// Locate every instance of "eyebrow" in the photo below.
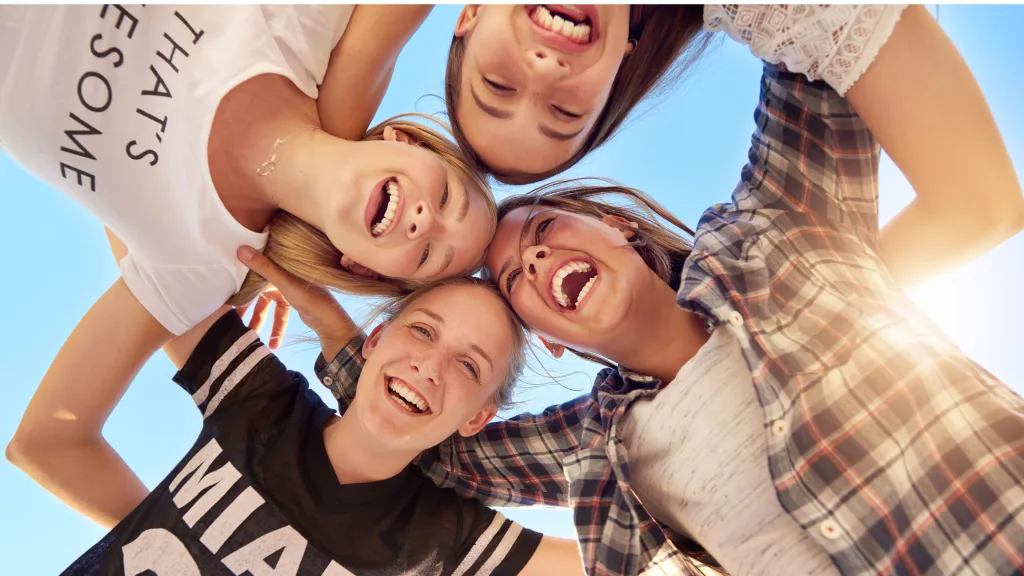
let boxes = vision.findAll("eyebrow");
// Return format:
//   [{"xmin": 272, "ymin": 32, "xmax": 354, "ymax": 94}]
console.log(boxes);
[
  {"xmin": 457, "ymin": 185, "xmax": 471, "ymax": 223},
  {"xmin": 409, "ymin": 308, "xmax": 495, "ymax": 370},
  {"xmin": 471, "ymin": 86, "xmax": 513, "ymax": 120},
  {"xmin": 437, "ymin": 246, "xmax": 455, "ymax": 277},
  {"xmin": 539, "ymin": 123, "xmax": 584, "ymax": 141}
]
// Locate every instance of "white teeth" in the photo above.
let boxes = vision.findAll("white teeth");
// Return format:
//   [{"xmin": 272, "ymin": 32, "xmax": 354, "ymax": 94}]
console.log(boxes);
[
  {"xmin": 531, "ymin": 5, "xmax": 591, "ymax": 43},
  {"xmin": 550, "ymin": 261, "xmax": 594, "ymax": 308},
  {"xmin": 389, "ymin": 380, "xmax": 429, "ymax": 413},
  {"xmin": 576, "ymin": 276, "xmax": 596, "ymax": 306},
  {"xmin": 372, "ymin": 182, "xmax": 400, "ymax": 236}
]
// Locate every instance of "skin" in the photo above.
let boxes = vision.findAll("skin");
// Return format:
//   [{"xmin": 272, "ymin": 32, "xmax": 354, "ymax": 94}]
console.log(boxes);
[
  {"xmin": 7, "ymin": 248, "xmax": 585, "ymax": 575},
  {"xmin": 454, "ymin": 4, "xmax": 632, "ymax": 175},
  {"xmin": 484, "ymin": 6, "xmax": 1024, "ymax": 380},
  {"xmin": 485, "ymin": 206, "xmax": 707, "ymax": 383}
]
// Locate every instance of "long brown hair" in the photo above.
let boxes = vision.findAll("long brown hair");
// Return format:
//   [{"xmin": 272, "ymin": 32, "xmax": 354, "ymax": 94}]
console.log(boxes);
[
  {"xmin": 372, "ymin": 276, "xmax": 527, "ymax": 409},
  {"xmin": 229, "ymin": 114, "xmax": 495, "ymax": 307},
  {"xmin": 494, "ymin": 178, "xmax": 696, "ymax": 368},
  {"xmin": 446, "ymin": 5, "xmax": 715, "ymax": 184}
]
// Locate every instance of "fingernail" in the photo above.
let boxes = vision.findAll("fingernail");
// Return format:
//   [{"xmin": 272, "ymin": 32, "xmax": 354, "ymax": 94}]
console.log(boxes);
[{"xmin": 239, "ymin": 246, "xmax": 256, "ymax": 261}]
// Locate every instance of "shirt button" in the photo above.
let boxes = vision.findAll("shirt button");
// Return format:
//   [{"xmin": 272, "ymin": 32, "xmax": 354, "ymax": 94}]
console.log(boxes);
[
  {"xmin": 771, "ymin": 420, "xmax": 788, "ymax": 436},
  {"xmin": 819, "ymin": 519, "xmax": 842, "ymax": 540},
  {"xmin": 727, "ymin": 311, "xmax": 743, "ymax": 327},
  {"xmin": 322, "ymin": 376, "xmax": 334, "ymax": 387}
]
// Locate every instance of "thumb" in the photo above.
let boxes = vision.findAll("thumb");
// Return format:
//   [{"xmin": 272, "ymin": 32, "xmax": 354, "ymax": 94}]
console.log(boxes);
[{"xmin": 238, "ymin": 246, "xmax": 287, "ymax": 286}]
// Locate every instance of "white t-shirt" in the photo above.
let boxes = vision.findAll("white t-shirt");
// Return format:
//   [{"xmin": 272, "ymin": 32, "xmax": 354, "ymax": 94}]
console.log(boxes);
[
  {"xmin": 0, "ymin": 5, "xmax": 353, "ymax": 334},
  {"xmin": 620, "ymin": 327, "xmax": 841, "ymax": 576}
]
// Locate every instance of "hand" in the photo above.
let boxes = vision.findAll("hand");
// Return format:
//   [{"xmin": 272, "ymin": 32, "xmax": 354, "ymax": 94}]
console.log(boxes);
[
  {"xmin": 237, "ymin": 246, "xmax": 358, "ymax": 353},
  {"xmin": 234, "ymin": 286, "xmax": 291, "ymax": 350}
]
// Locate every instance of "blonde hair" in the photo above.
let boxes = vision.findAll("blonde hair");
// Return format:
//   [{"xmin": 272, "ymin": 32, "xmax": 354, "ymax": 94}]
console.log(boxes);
[
  {"xmin": 229, "ymin": 114, "xmax": 496, "ymax": 306},
  {"xmin": 371, "ymin": 276, "xmax": 526, "ymax": 410}
]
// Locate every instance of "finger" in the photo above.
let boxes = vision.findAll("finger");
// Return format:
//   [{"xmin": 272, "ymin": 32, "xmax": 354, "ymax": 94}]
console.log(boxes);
[
  {"xmin": 249, "ymin": 294, "xmax": 271, "ymax": 334},
  {"xmin": 269, "ymin": 302, "xmax": 291, "ymax": 350},
  {"xmin": 238, "ymin": 246, "xmax": 298, "ymax": 293}
]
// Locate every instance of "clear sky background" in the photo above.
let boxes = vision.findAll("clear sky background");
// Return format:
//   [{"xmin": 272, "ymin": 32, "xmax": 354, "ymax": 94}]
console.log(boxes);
[{"xmin": 1, "ymin": 5, "xmax": 1022, "ymax": 574}]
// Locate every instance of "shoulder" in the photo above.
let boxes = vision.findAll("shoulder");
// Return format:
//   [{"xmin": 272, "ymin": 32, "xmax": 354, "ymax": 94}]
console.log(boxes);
[
  {"xmin": 172, "ymin": 311, "xmax": 292, "ymax": 420},
  {"xmin": 704, "ymin": 5, "xmax": 908, "ymax": 95}
]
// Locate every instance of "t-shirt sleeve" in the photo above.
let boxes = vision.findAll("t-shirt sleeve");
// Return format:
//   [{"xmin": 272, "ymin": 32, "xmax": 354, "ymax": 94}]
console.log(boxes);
[
  {"xmin": 171, "ymin": 311, "xmax": 290, "ymax": 421},
  {"xmin": 119, "ymin": 252, "xmax": 244, "ymax": 336},
  {"xmin": 703, "ymin": 4, "xmax": 907, "ymax": 96},
  {"xmin": 450, "ymin": 509, "xmax": 543, "ymax": 576}
]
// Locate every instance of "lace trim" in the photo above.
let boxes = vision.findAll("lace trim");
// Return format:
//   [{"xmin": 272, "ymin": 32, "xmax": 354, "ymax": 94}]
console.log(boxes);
[{"xmin": 704, "ymin": 5, "xmax": 908, "ymax": 96}]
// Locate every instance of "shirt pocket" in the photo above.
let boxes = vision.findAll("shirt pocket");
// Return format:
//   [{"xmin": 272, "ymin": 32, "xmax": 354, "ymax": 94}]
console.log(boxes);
[{"xmin": 733, "ymin": 227, "xmax": 867, "ymax": 378}]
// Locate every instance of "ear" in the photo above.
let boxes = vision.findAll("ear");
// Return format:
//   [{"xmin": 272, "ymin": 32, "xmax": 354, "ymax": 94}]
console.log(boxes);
[
  {"xmin": 361, "ymin": 323, "xmax": 387, "ymax": 360},
  {"xmin": 458, "ymin": 403, "xmax": 498, "ymax": 437},
  {"xmin": 538, "ymin": 336, "xmax": 565, "ymax": 359},
  {"xmin": 455, "ymin": 5, "xmax": 481, "ymax": 37},
  {"xmin": 601, "ymin": 214, "xmax": 639, "ymax": 240},
  {"xmin": 381, "ymin": 126, "xmax": 421, "ymax": 147},
  {"xmin": 340, "ymin": 254, "xmax": 381, "ymax": 280},
  {"xmin": 624, "ymin": 38, "xmax": 635, "ymax": 57}
]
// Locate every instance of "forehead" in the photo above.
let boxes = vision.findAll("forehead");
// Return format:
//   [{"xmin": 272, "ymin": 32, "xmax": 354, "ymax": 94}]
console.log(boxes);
[{"xmin": 447, "ymin": 185, "xmax": 495, "ymax": 276}]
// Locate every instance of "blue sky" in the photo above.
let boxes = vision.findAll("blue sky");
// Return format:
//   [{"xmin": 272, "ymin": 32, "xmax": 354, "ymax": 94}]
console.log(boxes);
[{"xmin": 1, "ymin": 6, "xmax": 1022, "ymax": 573}]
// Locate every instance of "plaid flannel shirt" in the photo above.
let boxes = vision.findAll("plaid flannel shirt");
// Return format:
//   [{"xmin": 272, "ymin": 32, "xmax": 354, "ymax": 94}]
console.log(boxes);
[{"xmin": 316, "ymin": 64, "xmax": 1024, "ymax": 575}]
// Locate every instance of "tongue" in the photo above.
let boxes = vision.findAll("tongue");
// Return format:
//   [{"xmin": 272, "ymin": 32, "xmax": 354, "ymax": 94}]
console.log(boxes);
[{"xmin": 562, "ymin": 269, "xmax": 596, "ymax": 309}]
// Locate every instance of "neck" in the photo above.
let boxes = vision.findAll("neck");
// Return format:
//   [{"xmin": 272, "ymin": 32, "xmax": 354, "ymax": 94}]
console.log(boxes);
[
  {"xmin": 601, "ymin": 270, "xmax": 709, "ymax": 383},
  {"xmin": 208, "ymin": 74, "xmax": 358, "ymax": 232},
  {"xmin": 321, "ymin": 414, "xmax": 416, "ymax": 485}
]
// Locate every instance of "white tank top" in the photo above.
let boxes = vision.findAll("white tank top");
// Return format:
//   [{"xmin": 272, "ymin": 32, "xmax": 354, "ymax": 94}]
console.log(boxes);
[
  {"xmin": 620, "ymin": 327, "xmax": 841, "ymax": 576},
  {"xmin": 0, "ymin": 5, "xmax": 353, "ymax": 334}
]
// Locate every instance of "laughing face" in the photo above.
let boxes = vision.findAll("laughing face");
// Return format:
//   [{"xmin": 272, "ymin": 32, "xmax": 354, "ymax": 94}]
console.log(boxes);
[
  {"xmin": 319, "ymin": 127, "xmax": 494, "ymax": 283},
  {"xmin": 350, "ymin": 283, "xmax": 515, "ymax": 452},
  {"xmin": 454, "ymin": 4, "xmax": 632, "ymax": 176},
  {"xmin": 485, "ymin": 204, "xmax": 652, "ymax": 357}
]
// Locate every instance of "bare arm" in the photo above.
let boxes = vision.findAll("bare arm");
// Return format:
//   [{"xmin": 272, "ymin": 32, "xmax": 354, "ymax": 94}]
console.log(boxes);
[
  {"xmin": 847, "ymin": 6, "xmax": 1024, "ymax": 288},
  {"xmin": 5, "ymin": 278, "xmax": 174, "ymax": 529},
  {"xmin": 317, "ymin": 5, "xmax": 433, "ymax": 139},
  {"xmin": 520, "ymin": 537, "xmax": 584, "ymax": 576}
]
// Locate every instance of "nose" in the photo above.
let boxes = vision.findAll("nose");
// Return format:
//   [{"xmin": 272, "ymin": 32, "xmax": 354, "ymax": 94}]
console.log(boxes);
[
  {"xmin": 409, "ymin": 351, "xmax": 440, "ymax": 387},
  {"xmin": 525, "ymin": 48, "xmax": 570, "ymax": 82},
  {"xmin": 522, "ymin": 245, "xmax": 550, "ymax": 279},
  {"xmin": 407, "ymin": 200, "xmax": 439, "ymax": 240}
]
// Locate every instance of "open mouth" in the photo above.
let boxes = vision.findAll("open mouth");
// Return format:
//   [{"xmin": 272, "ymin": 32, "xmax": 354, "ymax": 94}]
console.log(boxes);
[
  {"xmin": 550, "ymin": 260, "xmax": 598, "ymax": 311},
  {"xmin": 528, "ymin": 5, "xmax": 595, "ymax": 45},
  {"xmin": 386, "ymin": 377, "xmax": 432, "ymax": 415},
  {"xmin": 368, "ymin": 177, "xmax": 401, "ymax": 238}
]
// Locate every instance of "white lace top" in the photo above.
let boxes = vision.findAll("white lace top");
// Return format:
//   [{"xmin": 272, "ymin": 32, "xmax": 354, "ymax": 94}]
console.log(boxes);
[{"xmin": 704, "ymin": 4, "xmax": 908, "ymax": 96}]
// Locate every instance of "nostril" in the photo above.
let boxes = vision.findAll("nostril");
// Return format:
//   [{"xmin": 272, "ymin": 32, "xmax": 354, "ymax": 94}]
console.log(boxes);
[
  {"xmin": 416, "ymin": 205, "xmax": 424, "ymax": 215},
  {"xmin": 528, "ymin": 263, "xmax": 536, "ymax": 275},
  {"xmin": 535, "ymin": 51, "xmax": 546, "ymax": 59},
  {"xmin": 537, "ymin": 249, "xmax": 547, "ymax": 259},
  {"xmin": 410, "ymin": 223, "xmax": 417, "ymax": 234}
]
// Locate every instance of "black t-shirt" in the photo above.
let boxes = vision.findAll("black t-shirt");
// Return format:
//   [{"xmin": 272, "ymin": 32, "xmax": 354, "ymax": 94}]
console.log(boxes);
[{"xmin": 62, "ymin": 312, "xmax": 541, "ymax": 575}]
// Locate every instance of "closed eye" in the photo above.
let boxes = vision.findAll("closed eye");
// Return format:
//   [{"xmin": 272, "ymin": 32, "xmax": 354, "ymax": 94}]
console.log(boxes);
[
  {"xmin": 505, "ymin": 268, "xmax": 521, "ymax": 295},
  {"xmin": 419, "ymin": 246, "xmax": 430, "ymax": 268},
  {"xmin": 552, "ymin": 105, "xmax": 582, "ymax": 120},
  {"xmin": 484, "ymin": 77, "xmax": 515, "ymax": 93}
]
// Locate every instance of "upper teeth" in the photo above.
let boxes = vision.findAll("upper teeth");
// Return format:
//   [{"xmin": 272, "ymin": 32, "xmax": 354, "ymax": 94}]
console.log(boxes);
[
  {"xmin": 372, "ymin": 181, "xmax": 399, "ymax": 236},
  {"xmin": 389, "ymin": 379, "xmax": 428, "ymax": 413},
  {"xmin": 551, "ymin": 261, "xmax": 595, "ymax": 308},
  {"xmin": 532, "ymin": 6, "xmax": 591, "ymax": 43}
]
